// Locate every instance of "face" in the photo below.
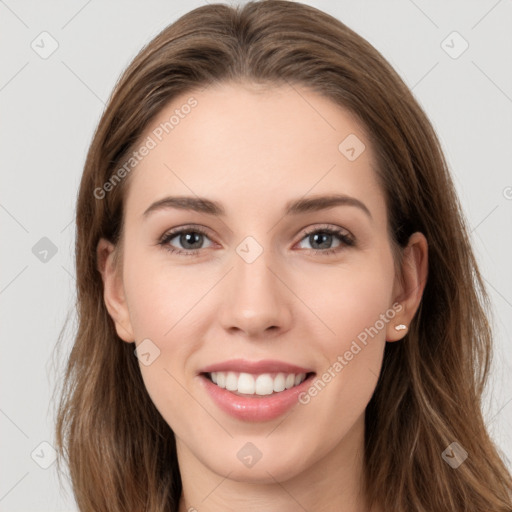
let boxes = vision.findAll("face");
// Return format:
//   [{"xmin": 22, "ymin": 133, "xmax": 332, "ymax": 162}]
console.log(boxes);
[{"xmin": 99, "ymin": 81, "xmax": 422, "ymax": 484}]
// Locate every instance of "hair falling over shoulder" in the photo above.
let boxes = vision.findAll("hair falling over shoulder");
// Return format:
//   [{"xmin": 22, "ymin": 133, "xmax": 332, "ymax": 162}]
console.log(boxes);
[{"xmin": 52, "ymin": 1, "xmax": 512, "ymax": 510}]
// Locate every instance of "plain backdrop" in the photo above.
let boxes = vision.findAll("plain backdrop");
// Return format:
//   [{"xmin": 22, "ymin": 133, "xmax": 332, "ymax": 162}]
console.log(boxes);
[{"xmin": 1, "ymin": 0, "xmax": 511, "ymax": 510}]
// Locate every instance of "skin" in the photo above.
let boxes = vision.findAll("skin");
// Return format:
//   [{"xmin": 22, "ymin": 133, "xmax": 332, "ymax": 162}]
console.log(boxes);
[{"xmin": 97, "ymin": 81, "xmax": 428, "ymax": 512}]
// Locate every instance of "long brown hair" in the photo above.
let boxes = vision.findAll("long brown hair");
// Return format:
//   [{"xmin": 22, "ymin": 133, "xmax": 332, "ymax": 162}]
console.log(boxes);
[{"xmin": 52, "ymin": 1, "xmax": 512, "ymax": 510}]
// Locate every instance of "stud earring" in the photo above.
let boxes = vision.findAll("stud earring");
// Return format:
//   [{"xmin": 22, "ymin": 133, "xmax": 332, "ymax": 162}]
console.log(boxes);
[{"xmin": 395, "ymin": 324, "xmax": 407, "ymax": 331}]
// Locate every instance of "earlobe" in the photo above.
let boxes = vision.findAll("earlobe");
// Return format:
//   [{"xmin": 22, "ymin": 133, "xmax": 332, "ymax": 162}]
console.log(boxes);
[
  {"xmin": 386, "ymin": 232, "xmax": 428, "ymax": 342},
  {"xmin": 96, "ymin": 238, "xmax": 135, "ymax": 343}
]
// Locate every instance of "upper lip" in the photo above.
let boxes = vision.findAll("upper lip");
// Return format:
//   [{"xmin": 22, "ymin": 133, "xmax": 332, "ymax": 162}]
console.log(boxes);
[{"xmin": 199, "ymin": 358, "xmax": 314, "ymax": 375}]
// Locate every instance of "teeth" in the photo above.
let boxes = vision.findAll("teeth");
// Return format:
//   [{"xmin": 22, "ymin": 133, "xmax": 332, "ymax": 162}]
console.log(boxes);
[
  {"xmin": 225, "ymin": 371, "xmax": 238, "ymax": 391},
  {"xmin": 273, "ymin": 373, "xmax": 286, "ymax": 392},
  {"xmin": 255, "ymin": 374, "xmax": 274, "ymax": 395},
  {"xmin": 209, "ymin": 371, "xmax": 307, "ymax": 395},
  {"xmin": 238, "ymin": 372, "xmax": 255, "ymax": 394},
  {"xmin": 216, "ymin": 372, "xmax": 226, "ymax": 389}
]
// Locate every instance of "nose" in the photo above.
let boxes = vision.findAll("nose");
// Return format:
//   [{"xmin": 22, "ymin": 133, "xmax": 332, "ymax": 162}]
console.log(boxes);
[{"xmin": 218, "ymin": 246, "xmax": 293, "ymax": 339}]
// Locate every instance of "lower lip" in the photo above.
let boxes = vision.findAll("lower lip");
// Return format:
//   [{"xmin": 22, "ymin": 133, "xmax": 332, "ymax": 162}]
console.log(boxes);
[{"xmin": 200, "ymin": 373, "xmax": 315, "ymax": 422}]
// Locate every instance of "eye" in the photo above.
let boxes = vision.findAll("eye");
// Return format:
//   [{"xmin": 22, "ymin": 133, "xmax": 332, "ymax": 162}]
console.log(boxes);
[
  {"xmin": 296, "ymin": 225, "xmax": 355, "ymax": 256},
  {"xmin": 158, "ymin": 224, "xmax": 355, "ymax": 257},
  {"xmin": 158, "ymin": 225, "xmax": 214, "ymax": 257}
]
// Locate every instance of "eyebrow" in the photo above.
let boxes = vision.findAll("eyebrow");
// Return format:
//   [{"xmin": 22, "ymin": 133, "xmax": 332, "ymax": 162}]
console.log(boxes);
[{"xmin": 142, "ymin": 193, "xmax": 372, "ymax": 220}]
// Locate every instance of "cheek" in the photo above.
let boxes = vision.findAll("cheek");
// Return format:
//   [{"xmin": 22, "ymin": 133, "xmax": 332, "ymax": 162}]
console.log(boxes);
[
  {"xmin": 306, "ymin": 247, "xmax": 396, "ymax": 352},
  {"xmin": 122, "ymin": 249, "xmax": 191, "ymax": 339},
  {"xmin": 300, "ymin": 248, "xmax": 395, "ymax": 416},
  {"xmin": 124, "ymin": 267, "xmax": 199, "ymax": 432},
  {"xmin": 296, "ymin": 289, "xmax": 392, "ymax": 453},
  {"xmin": 121, "ymin": 251, "xmax": 206, "ymax": 423}
]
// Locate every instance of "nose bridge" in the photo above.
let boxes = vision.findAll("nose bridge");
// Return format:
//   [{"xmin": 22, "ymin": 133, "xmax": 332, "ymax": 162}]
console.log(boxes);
[{"xmin": 219, "ymin": 235, "xmax": 292, "ymax": 335}]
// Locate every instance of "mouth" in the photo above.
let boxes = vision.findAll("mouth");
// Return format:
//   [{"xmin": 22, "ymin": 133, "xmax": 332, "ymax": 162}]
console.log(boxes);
[
  {"xmin": 198, "ymin": 359, "xmax": 316, "ymax": 422},
  {"xmin": 201, "ymin": 371, "xmax": 315, "ymax": 397}
]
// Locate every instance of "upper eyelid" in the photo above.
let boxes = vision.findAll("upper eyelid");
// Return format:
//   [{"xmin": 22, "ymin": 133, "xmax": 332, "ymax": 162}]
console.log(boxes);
[
  {"xmin": 302, "ymin": 224, "xmax": 351, "ymax": 237},
  {"xmin": 160, "ymin": 224, "xmax": 214, "ymax": 241}
]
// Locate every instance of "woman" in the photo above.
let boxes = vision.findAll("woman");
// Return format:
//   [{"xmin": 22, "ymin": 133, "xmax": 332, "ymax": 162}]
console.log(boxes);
[{"xmin": 54, "ymin": 1, "xmax": 512, "ymax": 510}]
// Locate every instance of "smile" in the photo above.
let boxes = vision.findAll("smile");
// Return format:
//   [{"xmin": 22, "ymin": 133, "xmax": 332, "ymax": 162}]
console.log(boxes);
[{"xmin": 206, "ymin": 371, "xmax": 308, "ymax": 396}]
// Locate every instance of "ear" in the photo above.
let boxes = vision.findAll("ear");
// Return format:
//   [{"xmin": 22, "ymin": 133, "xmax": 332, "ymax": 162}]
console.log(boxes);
[
  {"xmin": 96, "ymin": 237, "xmax": 135, "ymax": 343},
  {"xmin": 386, "ymin": 232, "xmax": 428, "ymax": 342}
]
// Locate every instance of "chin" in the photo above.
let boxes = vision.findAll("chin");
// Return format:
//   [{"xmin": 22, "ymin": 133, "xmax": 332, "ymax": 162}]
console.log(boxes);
[{"xmin": 199, "ymin": 438, "xmax": 315, "ymax": 484}]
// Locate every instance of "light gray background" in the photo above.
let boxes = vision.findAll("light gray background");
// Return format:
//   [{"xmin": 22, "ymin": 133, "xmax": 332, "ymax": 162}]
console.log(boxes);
[{"xmin": 1, "ymin": 1, "xmax": 511, "ymax": 510}]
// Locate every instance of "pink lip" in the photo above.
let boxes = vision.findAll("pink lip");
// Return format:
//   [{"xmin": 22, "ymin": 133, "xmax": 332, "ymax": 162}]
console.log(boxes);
[
  {"xmin": 200, "ymin": 373, "xmax": 315, "ymax": 422},
  {"xmin": 199, "ymin": 358, "xmax": 313, "ymax": 375}
]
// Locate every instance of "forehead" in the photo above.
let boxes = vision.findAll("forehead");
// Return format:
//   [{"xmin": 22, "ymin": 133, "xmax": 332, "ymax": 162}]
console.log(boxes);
[{"xmin": 124, "ymin": 81, "xmax": 385, "ymax": 223}]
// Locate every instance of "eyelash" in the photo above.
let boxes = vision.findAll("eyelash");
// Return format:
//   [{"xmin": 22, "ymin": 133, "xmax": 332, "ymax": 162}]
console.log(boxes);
[{"xmin": 158, "ymin": 224, "xmax": 355, "ymax": 258}]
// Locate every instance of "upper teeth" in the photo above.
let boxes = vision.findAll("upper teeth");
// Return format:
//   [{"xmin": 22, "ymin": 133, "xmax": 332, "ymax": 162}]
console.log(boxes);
[{"xmin": 210, "ymin": 371, "xmax": 307, "ymax": 395}]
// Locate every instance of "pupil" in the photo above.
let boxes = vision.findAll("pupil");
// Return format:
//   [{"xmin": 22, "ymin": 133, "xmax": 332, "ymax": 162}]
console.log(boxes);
[
  {"xmin": 311, "ymin": 232, "xmax": 331, "ymax": 249},
  {"xmin": 181, "ymin": 232, "xmax": 202, "ymax": 249}
]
